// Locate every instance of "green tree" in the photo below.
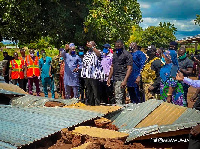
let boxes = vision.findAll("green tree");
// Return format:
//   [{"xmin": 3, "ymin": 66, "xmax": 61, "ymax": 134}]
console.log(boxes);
[
  {"xmin": 195, "ymin": 14, "xmax": 200, "ymax": 25},
  {"xmin": 141, "ymin": 22, "xmax": 177, "ymax": 48},
  {"xmin": 0, "ymin": 0, "xmax": 90, "ymax": 47},
  {"xmin": 84, "ymin": 0, "xmax": 142, "ymax": 45},
  {"xmin": 125, "ymin": 25, "xmax": 143, "ymax": 46}
]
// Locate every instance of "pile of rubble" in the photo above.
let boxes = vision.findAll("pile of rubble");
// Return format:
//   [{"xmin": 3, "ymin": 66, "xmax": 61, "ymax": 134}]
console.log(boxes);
[{"xmin": 49, "ymin": 118, "xmax": 144, "ymax": 149}]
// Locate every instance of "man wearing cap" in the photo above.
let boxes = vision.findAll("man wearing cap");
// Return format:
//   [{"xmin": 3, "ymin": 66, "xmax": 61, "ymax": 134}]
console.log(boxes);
[
  {"xmin": 61, "ymin": 43, "xmax": 82, "ymax": 99},
  {"xmin": 141, "ymin": 45, "xmax": 162, "ymax": 100},
  {"xmin": 99, "ymin": 43, "xmax": 114, "ymax": 104},
  {"xmin": 81, "ymin": 41, "xmax": 101, "ymax": 105},
  {"xmin": 107, "ymin": 40, "xmax": 133, "ymax": 104},
  {"xmin": 127, "ymin": 42, "xmax": 146, "ymax": 103}
]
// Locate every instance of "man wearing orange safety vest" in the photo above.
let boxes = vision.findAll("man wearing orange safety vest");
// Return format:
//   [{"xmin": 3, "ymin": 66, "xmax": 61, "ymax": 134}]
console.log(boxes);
[
  {"xmin": 9, "ymin": 52, "xmax": 25, "ymax": 89},
  {"xmin": 24, "ymin": 49, "xmax": 40, "ymax": 96},
  {"xmin": 19, "ymin": 48, "xmax": 28, "ymax": 92}
]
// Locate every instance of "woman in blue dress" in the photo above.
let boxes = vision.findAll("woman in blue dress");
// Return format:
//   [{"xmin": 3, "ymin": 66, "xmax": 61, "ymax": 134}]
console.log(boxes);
[{"xmin": 160, "ymin": 50, "xmax": 186, "ymax": 106}]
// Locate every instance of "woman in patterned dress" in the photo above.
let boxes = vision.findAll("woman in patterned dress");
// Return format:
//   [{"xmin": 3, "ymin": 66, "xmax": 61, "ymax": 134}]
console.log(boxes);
[{"xmin": 160, "ymin": 50, "xmax": 186, "ymax": 106}]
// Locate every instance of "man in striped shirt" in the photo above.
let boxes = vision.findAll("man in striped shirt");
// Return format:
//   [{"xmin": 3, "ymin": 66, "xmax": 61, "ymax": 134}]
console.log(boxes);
[{"xmin": 81, "ymin": 41, "xmax": 101, "ymax": 105}]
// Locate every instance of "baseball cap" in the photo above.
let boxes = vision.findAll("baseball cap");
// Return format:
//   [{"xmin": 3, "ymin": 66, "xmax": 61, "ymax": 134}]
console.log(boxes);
[
  {"xmin": 103, "ymin": 43, "xmax": 111, "ymax": 48},
  {"xmin": 170, "ymin": 41, "xmax": 178, "ymax": 46}
]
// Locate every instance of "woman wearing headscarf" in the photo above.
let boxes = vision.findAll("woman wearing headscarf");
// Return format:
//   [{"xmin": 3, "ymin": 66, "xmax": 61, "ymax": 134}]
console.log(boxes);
[{"xmin": 160, "ymin": 50, "xmax": 186, "ymax": 106}]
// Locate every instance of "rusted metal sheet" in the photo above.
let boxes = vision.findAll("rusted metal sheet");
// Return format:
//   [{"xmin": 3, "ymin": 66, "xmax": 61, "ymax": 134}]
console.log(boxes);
[
  {"xmin": 112, "ymin": 99, "xmax": 163, "ymax": 131},
  {"xmin": 0, "ymin": 105, "xmax": 104, "ymax": 148},
  {"xmin": 136, "ymin": 102, "xmax": 187, "ymax": 128},
  {"xmin": 108, "ymin": 100, "xmax": 200, "ymax": 142}
]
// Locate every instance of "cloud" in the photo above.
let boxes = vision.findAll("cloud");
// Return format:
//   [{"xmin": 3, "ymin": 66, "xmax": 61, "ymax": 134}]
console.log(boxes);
[
  {"xmin": 138, "ymin": 0, "xmax": 200, "ymax": 20},
  {"xmin": 140, "ymin": 2, "xmax": 151, "ymax": 9},
  {"xmin": 140, "ymin": 17, "xmax": 200, "ymax": 39},
  {"xmin": 141, "ymin": 17, "xmax": 200, "ymax": 31}
]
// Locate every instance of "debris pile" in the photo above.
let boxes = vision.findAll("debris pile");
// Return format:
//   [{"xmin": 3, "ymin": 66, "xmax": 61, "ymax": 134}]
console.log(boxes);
[
  {"xmin": 94, "ymin": 117, "xmax": 119, "ymax": 131},
  {"xmin": 65, "ymin": 103, "xmax": 121, "ymax": 114},
  {"xmin": 50, "ymin": 126, "xmax": 144, "ymax": 149}
]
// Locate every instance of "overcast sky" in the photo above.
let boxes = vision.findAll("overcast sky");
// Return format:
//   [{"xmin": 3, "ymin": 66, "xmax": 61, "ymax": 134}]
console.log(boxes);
[{"xmin": 138, "ymin": 0, "xmax": 200, "ymax": 40}]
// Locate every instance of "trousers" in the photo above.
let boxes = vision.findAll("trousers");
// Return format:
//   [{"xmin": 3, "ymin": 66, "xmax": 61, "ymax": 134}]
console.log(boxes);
[
  {"xmin": 65, "ymin": 85, "xmax": 79, "ymax": 99},
  {"xmin": 28, "ymin": 76, "xmax": 40, "ymax": 96},
  {"xmin": 12, "ymin": 79, "xmax": 24, "ymax": 90},
  {"xmin": 42, "ymin": 77, "xmax": 55, "ymax": 98},
  {"xmin": 127, "ymin": 86, "xmax": 140, "ymax": 104},
  {"xmin": 85, "ymin": 78, "xmax": 100, "ymax": 106},
  {"xmin": 114, "ymin": 81, "xmax": 126, "ymax": 104}
]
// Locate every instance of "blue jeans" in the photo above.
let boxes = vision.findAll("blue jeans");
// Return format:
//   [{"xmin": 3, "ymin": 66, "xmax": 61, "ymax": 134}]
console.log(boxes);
[
  {"xmin": 42, "ymin": 77, "xmax": 55, "ymax": 98},
  {"xmin": 128, "ymin": 86, "xmax": 140, "ymax": 104}
]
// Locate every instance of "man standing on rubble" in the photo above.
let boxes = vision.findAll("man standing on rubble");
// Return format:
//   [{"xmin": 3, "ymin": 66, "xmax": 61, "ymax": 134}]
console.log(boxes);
[{"xmin": 107, "ymin": 40, "xmax": 133, "ymax": 104}]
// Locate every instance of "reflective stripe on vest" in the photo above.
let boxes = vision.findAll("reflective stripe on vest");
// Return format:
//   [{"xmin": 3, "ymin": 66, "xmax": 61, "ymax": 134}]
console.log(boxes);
[
  {"xmin": 11, "ymin": 59, "xmax": 24, "ymax": 79},
  {"xmin": 26, "ymin": 55, "xmax": 40, "ymax": 77}
]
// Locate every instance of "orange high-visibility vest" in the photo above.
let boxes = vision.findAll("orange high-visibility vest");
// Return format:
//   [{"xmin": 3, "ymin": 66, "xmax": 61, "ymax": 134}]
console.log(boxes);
[
  {"xmin": 19, "ymin": 56, "xmax": 25, "ymax": 62},
  {"xmin": 26, "ymin": 55, "xmax": 40, "ymax": 77},
  {"xmin": 10, "ymin": 59, "xmax": 24, "ymax": 79}
]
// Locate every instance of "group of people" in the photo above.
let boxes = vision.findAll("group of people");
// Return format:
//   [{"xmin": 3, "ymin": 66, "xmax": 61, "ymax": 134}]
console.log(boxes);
[
  {"xmin": 0, "ymin": 40, "xmax": 196, "ymax": 107},
  {"xmin": 2, "ymin": 40, "xmax": 200, "ymax": 148}
]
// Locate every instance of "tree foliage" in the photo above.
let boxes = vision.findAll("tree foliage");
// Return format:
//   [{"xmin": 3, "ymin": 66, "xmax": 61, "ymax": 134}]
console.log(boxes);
[
  {"xmin": 0, "ymin": 0, "xmax": 90, "ymax": 47},
  {"xmin": 140, "ymin": 22, "xmax": 177, "ymax": 48},
  {"xmin": 126, "ymin": 25, "xmax": 143, "ymax": 46},
  {"xmin": 195, "ymin": 14, "xmax": 200, "ymax": 26},
  {"xmin": 84, "ymin": 0, "xmax": 142, "ymax": 45}
]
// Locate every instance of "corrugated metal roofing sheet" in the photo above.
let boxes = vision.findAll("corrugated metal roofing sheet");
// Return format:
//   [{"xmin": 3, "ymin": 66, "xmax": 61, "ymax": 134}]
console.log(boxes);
[
  {"xmin": 0, "ymin": 89, "xmax": 25, "ymax": 96},
  {"xmin": 112, "ymin": 99, "xmax": 163, "ymax": 131},
  {"xmin": 108, "ymin": 100, "xmax": 200, "ymax": 142},
  {"xmin": 0, "ymin": 83, "xmax": 28, "ymax": 95},
  {"xmin": 10, "ymin": 95, "xmax": 79, "ymax": 107},
  {"xmin": 0, "ymin": 141, "xmax": 17, "ymax": 149},
  {"xmin": 65, "ymin": 105, "xmax": 122, "ymax": 114},
  {"xmin": 174, "ymin": 108, "xmax": 200, "ymax": 124},
  {"xmin": 136, "ymin": 102, "xmax": 187, "ymax": 128},
  {"xmin": 0, "ymin": 105, "xmax": 104, "ymax": 148}
]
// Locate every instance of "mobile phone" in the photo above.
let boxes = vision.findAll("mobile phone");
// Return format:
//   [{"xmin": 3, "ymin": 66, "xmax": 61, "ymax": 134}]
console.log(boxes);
[{"xmin": 170, "ymin": 65, "xmax": 178, "ymax": 78}]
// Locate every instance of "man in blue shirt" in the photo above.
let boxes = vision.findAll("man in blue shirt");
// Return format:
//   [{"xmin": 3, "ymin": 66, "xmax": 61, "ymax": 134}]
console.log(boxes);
[
  {"xmin": 127, "ymin": 42, "xmax": 146, "ymax": 103},
  {"xmin": 39, "ymin": 50, "xmax": 55, "ymax": 98}
]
